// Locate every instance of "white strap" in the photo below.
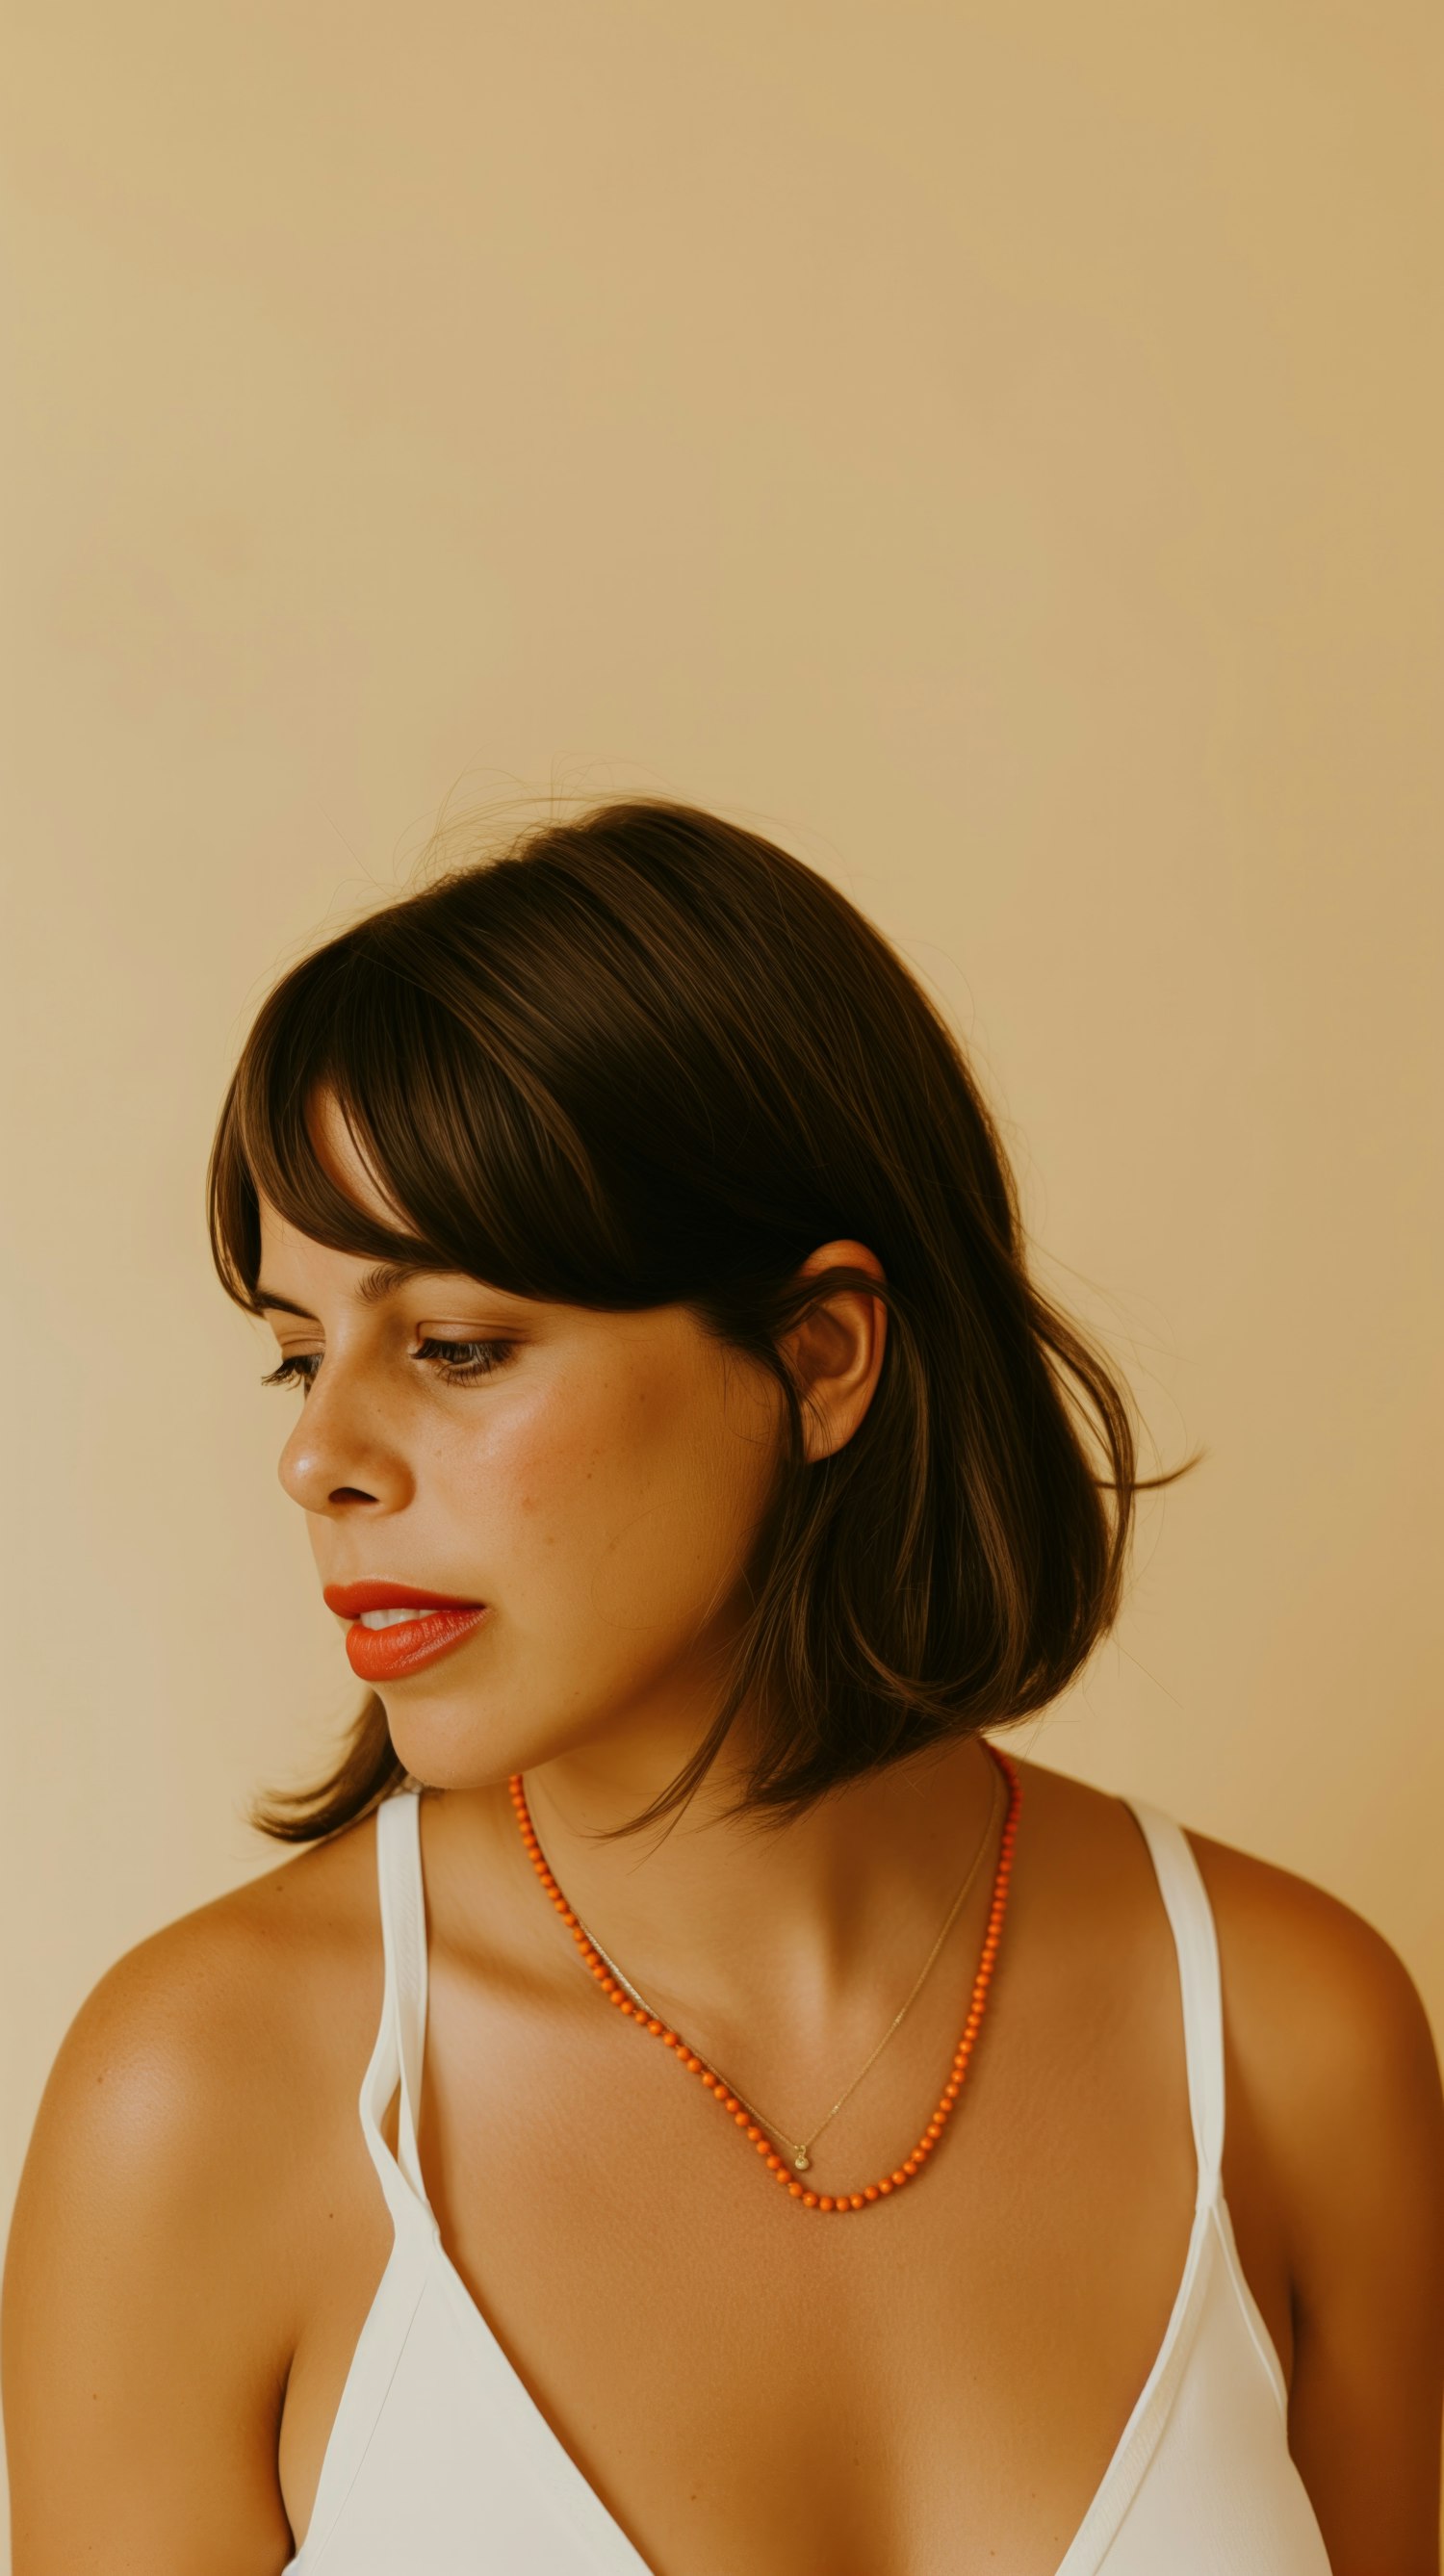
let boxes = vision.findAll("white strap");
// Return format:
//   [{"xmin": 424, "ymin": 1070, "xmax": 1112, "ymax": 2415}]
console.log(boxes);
[
  {"xmin": 357, "ymin": 1789, "xmax": 432, "ymax": 2220},
  {"xmin": 377, "ymin": 1789, "xmax": 429, "ymax": 2196},
  {"xmin": 1122, "ymin": 1798, "xmax": 1225, "ymax": 2202}
]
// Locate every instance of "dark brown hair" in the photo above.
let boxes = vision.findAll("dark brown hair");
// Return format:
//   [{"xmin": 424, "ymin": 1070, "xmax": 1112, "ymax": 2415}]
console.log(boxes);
[{"xmin": 208, "ymin": 797, "xmax": 1191, "ymax": 1842}]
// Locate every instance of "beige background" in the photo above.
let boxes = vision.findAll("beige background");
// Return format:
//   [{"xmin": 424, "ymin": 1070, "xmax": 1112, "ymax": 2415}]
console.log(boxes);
[{"xmin": 3, "ymin": 0, "xmax": 1441, "ymax": 2547}]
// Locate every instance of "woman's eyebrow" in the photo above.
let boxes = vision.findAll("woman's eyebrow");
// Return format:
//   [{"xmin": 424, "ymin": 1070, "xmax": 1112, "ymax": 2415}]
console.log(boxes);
[{"xmin": 252, "ymin": 1261, "xmax": 443, "ymax": 1319}]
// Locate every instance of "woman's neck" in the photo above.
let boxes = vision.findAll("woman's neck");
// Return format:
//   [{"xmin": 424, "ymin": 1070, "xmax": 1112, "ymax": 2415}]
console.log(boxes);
[{"xmin": 430, "ymin": 1722, "xmax": 1005, "ymax": 2072}]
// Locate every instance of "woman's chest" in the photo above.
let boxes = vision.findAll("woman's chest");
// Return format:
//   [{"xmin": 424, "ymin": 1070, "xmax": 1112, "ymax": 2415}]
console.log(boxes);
[
  {"xmin": 432, "ymin": 2151, "xmax": 1196, "ymax": 2575},
  {"xmin": 284, "ymin": 1955, "xmax": 1248, "ymax": 2576}
]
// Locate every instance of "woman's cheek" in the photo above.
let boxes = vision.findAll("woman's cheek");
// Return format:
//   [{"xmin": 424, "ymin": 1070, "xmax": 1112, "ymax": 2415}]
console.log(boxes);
[{"xmin": 449, "ymin": 1397, "xmax": 623, "ymax": 1589}]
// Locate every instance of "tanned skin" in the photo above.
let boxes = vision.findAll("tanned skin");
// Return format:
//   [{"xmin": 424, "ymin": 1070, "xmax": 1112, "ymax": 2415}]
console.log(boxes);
[{"xmin": 6, "ymin": 1096, "xmax": 1442, "ymax": 2574}]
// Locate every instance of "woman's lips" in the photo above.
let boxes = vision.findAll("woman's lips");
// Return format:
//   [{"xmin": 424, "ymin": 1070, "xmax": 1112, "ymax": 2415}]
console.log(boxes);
[
  {"xmin": 343, "ymin": 1608, "xmax": 489, "ymax": 1682},
  {"xmin": 322, "ymin": 1581, "xmax": 489, "ymax": 1683}
]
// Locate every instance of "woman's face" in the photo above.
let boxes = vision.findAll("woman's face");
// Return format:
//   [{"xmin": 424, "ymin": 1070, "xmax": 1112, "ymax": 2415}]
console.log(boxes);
[{"xmin": 254, "ymin": 1097, "xmax": 882, "ymax": 1795}]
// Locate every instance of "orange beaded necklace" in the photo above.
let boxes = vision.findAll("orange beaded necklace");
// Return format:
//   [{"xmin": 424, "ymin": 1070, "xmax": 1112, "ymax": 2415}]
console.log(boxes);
[{"xmin": 506, "ymin": 1739, "xmax": 1022, "ymax": 2215}]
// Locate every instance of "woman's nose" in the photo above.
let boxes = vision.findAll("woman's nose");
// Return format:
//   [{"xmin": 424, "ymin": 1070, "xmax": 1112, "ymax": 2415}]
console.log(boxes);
[{"xmin": 276, "ymin": 1368, "xmax": 414, "ymax": 1517}]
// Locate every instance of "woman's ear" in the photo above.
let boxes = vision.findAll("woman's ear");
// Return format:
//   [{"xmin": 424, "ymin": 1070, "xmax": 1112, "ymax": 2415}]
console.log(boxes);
[{"xmin": 782, "ymin": 1241, "xmax": 889, "ymax": 1463}]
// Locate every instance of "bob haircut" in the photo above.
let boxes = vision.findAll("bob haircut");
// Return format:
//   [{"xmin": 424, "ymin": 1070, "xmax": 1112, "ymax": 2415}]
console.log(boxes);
[{"xmin": 208, "ymin": 797, "xmax": 1188, "ymax": 1842}]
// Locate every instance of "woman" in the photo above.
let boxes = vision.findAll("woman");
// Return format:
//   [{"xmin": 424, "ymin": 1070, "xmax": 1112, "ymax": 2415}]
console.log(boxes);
[{"xmin": 4, "ymin": 799, "xmax": 1441, "ymax": 2573}]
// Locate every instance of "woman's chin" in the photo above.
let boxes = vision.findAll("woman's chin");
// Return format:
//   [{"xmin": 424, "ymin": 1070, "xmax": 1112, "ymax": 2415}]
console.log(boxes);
[{"xmin": 378, "ymin": 1686, "xmax": 525, "ymax": 1797}]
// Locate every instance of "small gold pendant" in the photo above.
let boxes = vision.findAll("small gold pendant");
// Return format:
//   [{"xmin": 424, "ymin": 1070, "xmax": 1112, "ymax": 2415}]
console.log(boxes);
[{"xmin": 793, "ymin": 2150, "xmax": 812, "ymax": 2172}]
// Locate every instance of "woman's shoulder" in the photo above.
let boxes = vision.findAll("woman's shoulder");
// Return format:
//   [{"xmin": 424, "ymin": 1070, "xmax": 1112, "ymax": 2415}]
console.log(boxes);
[
  {"xmin": 1025, "ymin": 1751, "xmax": 1437, "ymax": 2085},
  {"xmin": 1147, "ymin": 1780, "xmax": 1444, "ymax": 2532},
  {"xmin": 1179, "ymin": 1813, "xmax": 1444, "ymax": 2269},
  {"xmin": 1019, "ymin": 1752, "xmax": 1443, "ymax": 2327},
  {"xmin": 6, "ymin": 1816, "xmax": 388, "ymax": 2367},
  {"xmin": 22, "ymin": 1814, "xmax": 385, "ymax": 2193},
  {"xmin": 3, "ymin": 1814, "xmax": 396, "ymax": 2562}
]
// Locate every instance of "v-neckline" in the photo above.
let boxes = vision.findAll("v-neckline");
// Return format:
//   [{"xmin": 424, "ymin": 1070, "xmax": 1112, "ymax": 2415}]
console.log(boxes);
[
  {"xmin": 294, "ymin": 1783, "xmax": 1268, "ymax": 2576},
  {"xmin": 382, "ymin": 2170, "xmax": 1223, "ymax": 2576}
]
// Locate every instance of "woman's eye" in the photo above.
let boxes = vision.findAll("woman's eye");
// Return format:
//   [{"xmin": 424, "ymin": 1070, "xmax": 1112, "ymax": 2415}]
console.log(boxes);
[
  {"xmin": 261, "ymin": 1353, "xmax": 321, "ymax": 1392},
  {"xmin": 260, "ymin": 1339, "xmax": 516, "ymax": 1395},
  {"xmin": 414, "ymin": 1336, "xmax": 516, "ymax": 1382}
]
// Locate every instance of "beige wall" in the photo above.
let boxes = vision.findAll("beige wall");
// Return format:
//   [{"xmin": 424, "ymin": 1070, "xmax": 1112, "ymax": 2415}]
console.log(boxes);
[{"xmin": 3, "ymin": 0, "xmax": 1441, "ymax": 2539}]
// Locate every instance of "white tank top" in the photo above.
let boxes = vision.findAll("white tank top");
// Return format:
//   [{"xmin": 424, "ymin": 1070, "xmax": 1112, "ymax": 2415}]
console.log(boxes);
[{"xmin": 283, "ymin": 1787, "xmax": 1334, "ymax": 2575}]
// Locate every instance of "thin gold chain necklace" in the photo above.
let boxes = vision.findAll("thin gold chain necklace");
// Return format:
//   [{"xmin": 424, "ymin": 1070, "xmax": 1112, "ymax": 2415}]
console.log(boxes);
[{"xmin": 516, "ymin": 1747, "xmax": 1004, "ymax": 2177}]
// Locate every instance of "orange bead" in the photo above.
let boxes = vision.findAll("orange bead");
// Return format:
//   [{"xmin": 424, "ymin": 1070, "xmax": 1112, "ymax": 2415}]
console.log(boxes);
[
  {"xmin": 802, "ymin": 2193, "xmax": 819, "ymax": 2208},
  {"xmin": 818, "ymin": 2196, "xmax": 835, "ymax": 2211}
]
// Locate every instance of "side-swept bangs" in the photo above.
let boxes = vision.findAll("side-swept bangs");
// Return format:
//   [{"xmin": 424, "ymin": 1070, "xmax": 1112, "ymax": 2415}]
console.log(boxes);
[{"xmin": 209, "ymin": 798, "xmax": 1192, "ymax": 1842}]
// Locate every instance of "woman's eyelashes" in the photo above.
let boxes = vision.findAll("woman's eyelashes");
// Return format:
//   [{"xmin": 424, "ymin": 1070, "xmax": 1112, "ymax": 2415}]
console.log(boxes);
[{"xmin": 261, "ymin": 1337, "xmax": 519, "ymax": 1395}]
